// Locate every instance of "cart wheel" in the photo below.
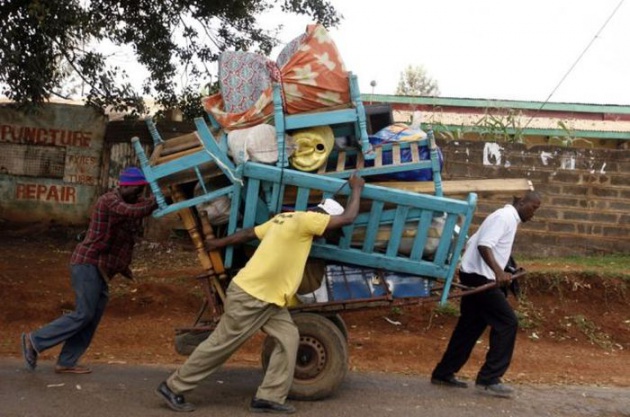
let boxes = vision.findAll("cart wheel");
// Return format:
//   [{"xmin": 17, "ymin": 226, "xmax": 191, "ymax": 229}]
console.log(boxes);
[
  {"xmin": 325, "ymin": 313, "xmax": 349, "ymax": 341},
  {"xmin": 261, "ymin": 313, "xmax": 348, "ymax": 401},
  {"xmin": 174, "ymin": 330, "xmax": 211, "ymax": 356}
]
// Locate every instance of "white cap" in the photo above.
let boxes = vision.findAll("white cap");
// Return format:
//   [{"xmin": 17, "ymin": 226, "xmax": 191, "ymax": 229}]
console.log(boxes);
[{"xmin": 317, "ymin": 198, "xmax": 345, "ymax": 215}]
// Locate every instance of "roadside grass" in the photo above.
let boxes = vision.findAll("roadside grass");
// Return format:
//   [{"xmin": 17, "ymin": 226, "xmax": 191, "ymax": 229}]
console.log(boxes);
[
  {"xmin": 564, "ymin": 314, "xmax": 614, "ymax": 349},
  {"xmin": 426, "ymin": 302, "xmax": 459, "ymax": 331},
  {"xmin": 515, "ymin": 296, "xmax": 545, "ymax": 330},
  {"xmin": 513, "ymin": 255, "xmax": 628, "ymax": 350},
  {"xmin": 431, "ymin": 302, "xmax": 459, "ymax": 318},
  {"xmin": 518, "ymin": 254, "xmax": 630, "ymax": 280}
]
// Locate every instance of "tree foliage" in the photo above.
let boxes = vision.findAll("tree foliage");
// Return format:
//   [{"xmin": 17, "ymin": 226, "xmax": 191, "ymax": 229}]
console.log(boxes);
[
  {"xmin": 0, "ymin": 0, "xmax": 341, "ymax": 118},
  {"xmin": 395, "ymin": 65, "xmax": 440, "ymax": 97}
]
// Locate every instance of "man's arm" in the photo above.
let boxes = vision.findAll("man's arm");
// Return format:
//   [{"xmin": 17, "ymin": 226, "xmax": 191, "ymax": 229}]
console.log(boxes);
[
  {"xmin": 478, "ymin": 245, "xmax": 512, "ymax": 285},
  {"xmin": 326, "ymin": 173, "xmax": 365, "ymax": 231},
  {"xmin": 109, "ymin": 194, "xmax": 157, "ymax": 218},
  {"xmin": 205, "ymin": 227, "xmax": 257, "ymax": 252}
]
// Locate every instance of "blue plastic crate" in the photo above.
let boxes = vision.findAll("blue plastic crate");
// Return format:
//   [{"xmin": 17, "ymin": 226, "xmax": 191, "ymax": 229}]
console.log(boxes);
[
  {"xmin": 325, "ymin": 264, "xmax": 387, "ymax": 301},
  {"xmin": 383, "ymin": 272, "xmax": 433, "ymax": 298}
]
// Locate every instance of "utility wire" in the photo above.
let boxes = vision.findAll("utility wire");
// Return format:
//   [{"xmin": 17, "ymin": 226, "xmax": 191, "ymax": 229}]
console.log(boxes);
[{"xmin": 523, "ymin": 0, "xmax": 625, "ymax": 129}]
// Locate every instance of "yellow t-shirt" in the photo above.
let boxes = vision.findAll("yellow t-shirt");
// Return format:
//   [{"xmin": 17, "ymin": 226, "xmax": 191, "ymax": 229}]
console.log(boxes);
[{"xmin": 233, "ymin": 211, "xmax": 330, "ymax": 307}]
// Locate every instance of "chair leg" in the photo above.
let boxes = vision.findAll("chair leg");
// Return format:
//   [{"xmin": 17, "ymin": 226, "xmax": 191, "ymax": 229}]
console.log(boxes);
[
  {"xmin": 272, "ymin": 82, "xmax": 290, "ymax": 167},
  {"xmin": 131, "ymin": 137, "xmax": 167, "ymax": 211},
  {"xmin": 349, "ymin": 73, "xmax": 373, "ymax": 160}
]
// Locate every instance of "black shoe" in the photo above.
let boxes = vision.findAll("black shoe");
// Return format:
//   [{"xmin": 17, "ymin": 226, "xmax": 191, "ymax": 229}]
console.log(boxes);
[
  {"xmin": 249, "ymin": 397, "xmax": 296, "ymax": 414},
  {"xmin": 155, "ymin": 381, "xmax": 195, "ymax": 412},
  {"xmin": 431, "ymin": 375, "xmax": 468, "ymax": 388},
  {"xmin": 21, "ymin": 333, "xmax": 38, "ymax": 371}
]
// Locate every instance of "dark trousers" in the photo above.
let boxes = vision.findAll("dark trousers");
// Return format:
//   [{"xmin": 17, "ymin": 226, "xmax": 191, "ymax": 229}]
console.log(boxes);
[
  {"xmin": 30, "ymin": 264, "xmax": 109, "ymax": 367},
  {"xmin": 432, "ymin": 271, "xmax": 518, "ymax": 385}
]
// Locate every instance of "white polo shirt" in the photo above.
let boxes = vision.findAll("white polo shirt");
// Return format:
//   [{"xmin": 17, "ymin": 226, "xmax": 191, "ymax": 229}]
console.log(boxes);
[{"xmin": 460, "ymin": 204, "xmax": 521, "ymax": 281}]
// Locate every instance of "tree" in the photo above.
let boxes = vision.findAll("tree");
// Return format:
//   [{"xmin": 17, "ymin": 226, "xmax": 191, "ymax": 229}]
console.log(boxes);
[
  {"xmin": 395, "ymin": 65, "xmax": 440, "ymax": 97},
  {"xmin": 0, "ymin": 0, "xmax": 341, "ymax": 119}
]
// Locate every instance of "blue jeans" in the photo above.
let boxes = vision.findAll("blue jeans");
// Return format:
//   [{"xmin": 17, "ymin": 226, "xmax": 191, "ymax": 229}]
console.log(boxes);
[{"xmin": 30, "ymin": 264, "xmax": 109, "ymax": 367}]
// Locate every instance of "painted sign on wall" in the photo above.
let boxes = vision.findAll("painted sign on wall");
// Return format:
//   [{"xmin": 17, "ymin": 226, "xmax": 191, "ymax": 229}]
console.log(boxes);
[{"xmin": 0, "ymin": 103, "xmax": 108, "ymax": 224}]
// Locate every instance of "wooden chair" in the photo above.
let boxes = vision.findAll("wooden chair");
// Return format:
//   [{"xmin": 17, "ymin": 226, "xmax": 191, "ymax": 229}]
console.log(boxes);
[
  {"xmin": 271, "ymin": 72, "xmax": 372, "ymax": 167},
  {"xmin": 206, "ymin": 72, "xmax": 373, "ymax": 169}
]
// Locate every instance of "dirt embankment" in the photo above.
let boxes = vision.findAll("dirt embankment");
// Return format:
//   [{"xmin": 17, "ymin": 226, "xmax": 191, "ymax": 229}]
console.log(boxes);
[{"xmin": 1, "ymin": 231, "xmax": 628, "ymax": 387}]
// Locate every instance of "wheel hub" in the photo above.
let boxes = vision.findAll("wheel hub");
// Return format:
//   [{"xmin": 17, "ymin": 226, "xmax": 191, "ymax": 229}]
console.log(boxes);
[{"xmin": 294, "ymin": 335, "xmax": 326, "ymax": 380}]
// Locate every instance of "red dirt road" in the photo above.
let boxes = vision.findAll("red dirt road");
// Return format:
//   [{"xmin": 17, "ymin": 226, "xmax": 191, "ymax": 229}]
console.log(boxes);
[{"xmin": 1, "ymin": 231, "xmax": 629, "ymax": 388}]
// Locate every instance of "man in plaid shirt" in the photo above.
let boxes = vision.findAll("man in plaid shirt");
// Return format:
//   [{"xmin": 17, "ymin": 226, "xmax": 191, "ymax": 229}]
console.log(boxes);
[{"xmin": 21, "ymin": 167, "xmax": 157, "ymax": 374}]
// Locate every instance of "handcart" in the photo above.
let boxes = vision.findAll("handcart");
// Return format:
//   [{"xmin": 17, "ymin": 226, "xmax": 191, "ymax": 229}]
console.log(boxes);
[{"xmin": 132, "ymin": 106, "xmax": 481, "ymax": 400}]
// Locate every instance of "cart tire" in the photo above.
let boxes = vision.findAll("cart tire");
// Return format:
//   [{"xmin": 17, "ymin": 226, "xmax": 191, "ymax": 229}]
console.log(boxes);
[
  {"xmin": 325, "ymin": 314, "xmax": 349, "ymax": 341},
  {"xmin": 174, "ymin": 330, "xmax": 211, "ymax": 356},
  {"xmin": 261, "ymin": 313, "xmax": 348, "ymax": 401}
]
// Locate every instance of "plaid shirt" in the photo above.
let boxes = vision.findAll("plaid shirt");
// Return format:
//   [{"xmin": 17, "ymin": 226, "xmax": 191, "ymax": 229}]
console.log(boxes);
[{"xmin": 70, "ymin": 189, "xmax": 156, "ymax": 278}]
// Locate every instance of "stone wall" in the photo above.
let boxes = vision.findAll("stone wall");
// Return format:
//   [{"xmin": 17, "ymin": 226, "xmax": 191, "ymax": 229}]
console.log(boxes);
[{"xmin": 438, "ymin": 140, "xmax": 630, "ymax": 257}]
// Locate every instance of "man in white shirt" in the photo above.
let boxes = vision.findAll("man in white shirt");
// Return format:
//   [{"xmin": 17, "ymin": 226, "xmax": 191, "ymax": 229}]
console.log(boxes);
[{"xmin": 431, "ymin": 191, "xmax": 541, "ymax": 398}]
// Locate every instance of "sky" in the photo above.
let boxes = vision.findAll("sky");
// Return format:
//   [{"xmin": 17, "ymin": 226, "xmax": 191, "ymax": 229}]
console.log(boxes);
[{"xmin": 257, "ymin": 0, "xmax": 630, "ymax": 105}]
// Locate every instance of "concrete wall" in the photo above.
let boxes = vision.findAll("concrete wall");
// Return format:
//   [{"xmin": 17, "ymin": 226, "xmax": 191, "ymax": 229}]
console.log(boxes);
[
  {"xmin": 0, "ymin": 115, "xmax": 199, "ymax": 230},
  {"xmin": 439, "ymin": 140, "xmax": 630, "ymax": 257},
  {"xmin": 0, "ymin": 104, "xmax": 107, "ymax": 225},
  {"xmin": 3, "ymin": 105, "xmax": 627, "ymax": 257}
]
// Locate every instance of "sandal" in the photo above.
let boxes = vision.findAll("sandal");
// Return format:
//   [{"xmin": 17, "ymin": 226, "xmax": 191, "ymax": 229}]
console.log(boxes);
[
  {"xmin": 21, "ymin": 333, "xmax": 37, "ymax": 371},
  {"xmin": 54, "ymin": 365, "xmax": 92, "ymax": 374}
]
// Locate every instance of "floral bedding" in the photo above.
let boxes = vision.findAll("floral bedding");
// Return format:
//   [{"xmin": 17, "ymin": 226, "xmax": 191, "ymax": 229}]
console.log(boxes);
[{"xmin": 204, "ymin": 24, "xmax": 350, "ymax": 131}]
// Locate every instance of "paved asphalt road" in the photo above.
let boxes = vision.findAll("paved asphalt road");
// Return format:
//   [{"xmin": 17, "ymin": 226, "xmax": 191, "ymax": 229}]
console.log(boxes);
[{"xmin": 1, "ymin": 358, "xmax": 628, "ymax": 417}]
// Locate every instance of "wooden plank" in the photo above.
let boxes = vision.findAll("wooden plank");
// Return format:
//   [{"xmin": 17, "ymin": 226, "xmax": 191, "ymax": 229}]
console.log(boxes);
[
  {"xmin": 356, "ymin": 152, "xmax": 365, "ymax": 169},
  {"xmin": 198, "ymin": 214, "xmax": 226, "ymax": 276},
  {"xmin": 160, "ymin": 140, "xmax": 202, "ymax": 157},
  {"xmin": 153, "ymin": 146, "xmax": 204, "ymax": 164},
  {"xmin": 154, "ymin": 163, "xmax": 222, "ymax": 189},
  {"xmin": 392, "ymin": 143, "xmax": 401, "ymax": 165},
  {"xmin": 371, "ymin": 178, "xmax": 534, "ymax": 195},
  {"xmin": 410, "ymin": 142, "xmax": 420, "ymax": 163},
  {"xmin": 160, "ymin": 132, "xmax": 200, "ymax": 149},
  {"xmin": 374, "ymin": 147, "xmax": 383, "ymax": 167},
  {"xmin": 336, "ymin": 150, "xmax": 347, "ymax": 172},
  {"xmin": 149, "ymin": 143, "xmax": 164, "ymax": 165}
]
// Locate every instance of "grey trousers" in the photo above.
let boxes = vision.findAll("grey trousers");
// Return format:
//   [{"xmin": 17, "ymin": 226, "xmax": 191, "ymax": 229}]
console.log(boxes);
[{"xmin": 167, "ymin": 282, "xmax": 299, "ymax": 404}]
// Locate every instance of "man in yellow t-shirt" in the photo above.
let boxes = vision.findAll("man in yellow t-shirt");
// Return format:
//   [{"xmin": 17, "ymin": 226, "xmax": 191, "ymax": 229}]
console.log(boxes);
[{"xmin": 156, "ymin": 173, "xmax": 364, "ymax": 414}]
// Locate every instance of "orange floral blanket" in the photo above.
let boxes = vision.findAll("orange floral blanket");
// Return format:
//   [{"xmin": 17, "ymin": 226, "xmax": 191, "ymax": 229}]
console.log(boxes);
[{"xmin": 204, "ymin": 24, "xmax": 350, "ymax": 131}]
